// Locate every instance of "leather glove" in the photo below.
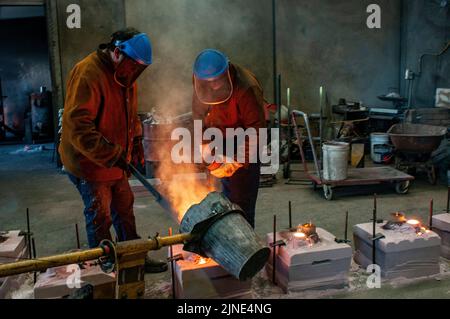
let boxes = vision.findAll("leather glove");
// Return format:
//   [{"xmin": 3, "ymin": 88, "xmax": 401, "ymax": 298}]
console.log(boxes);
[
  {"xmin": 208, "ymin": 155, "xmax": 243, "ymax": 178},
  {"xmin": 114, "ymin": 154, "xmax": 129, "ymax": 173},
  {"xmin": 210, "ymin": 162, "xmax": 243, "ymax": 178},
  {"xmin": 132, "ymin": 137, "xmax": 145, "ymax": 168}
]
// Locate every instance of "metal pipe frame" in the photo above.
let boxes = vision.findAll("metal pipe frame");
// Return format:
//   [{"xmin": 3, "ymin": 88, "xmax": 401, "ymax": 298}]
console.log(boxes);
[
  {"xmin": 291, "ymin": 110, "xmax": 322, "ymax": 181},
  {"xmin": 0, "ymin": 233, "xmax": 193, "ymax": 278}
]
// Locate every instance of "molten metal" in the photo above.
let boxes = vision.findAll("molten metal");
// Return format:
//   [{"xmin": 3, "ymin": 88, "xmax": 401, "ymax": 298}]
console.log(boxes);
[
  {"xmin": 293, "ymin": 232, "xmax": 306, "ymax": 239},
  {"xmin": 407, "ymin": 219, "xmax": 420, "ymax": 226}
]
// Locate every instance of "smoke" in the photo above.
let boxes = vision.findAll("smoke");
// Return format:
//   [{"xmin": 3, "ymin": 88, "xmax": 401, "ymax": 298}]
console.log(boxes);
[
  {"xmin": 154, "ymin": 159, "xmax": 217, "ymax": 223},
  {"xmin": 126, "ymin": 0, "xmax": 273, "ymax": 222},
  {"xmin": 127, "ymin": 0, "xmax": 273, "ymax": 116}
]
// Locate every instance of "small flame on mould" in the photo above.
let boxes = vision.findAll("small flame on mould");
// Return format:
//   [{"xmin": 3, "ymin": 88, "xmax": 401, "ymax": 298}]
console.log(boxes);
[
  {"xmin": 196, "ymin": 257, "xmax": 209, "ymax": 265},
  {"xmin": 406, "ymin": 219, "xmax": 420, "ymax": 226},
  {"xmin": 293, "ymin": 232, "xmax": 306, "ymax": 239}
]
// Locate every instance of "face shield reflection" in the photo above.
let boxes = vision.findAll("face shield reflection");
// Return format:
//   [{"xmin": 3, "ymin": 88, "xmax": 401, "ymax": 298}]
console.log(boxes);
[
  {"xmin": 194, "ymin": 69, "xmax": 233, "ymax": 105},
  {"xmin": 114, "ymin": 56, "xmax": 148, "ymax": 88}
]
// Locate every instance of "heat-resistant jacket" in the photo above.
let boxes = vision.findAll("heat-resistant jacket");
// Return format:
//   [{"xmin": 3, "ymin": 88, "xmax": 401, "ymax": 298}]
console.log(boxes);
[
  {"xmin": 59, "ymin": 50, "xmax": 142, "ymax": 182},
  {"xmin": 192, "ymin": 63, "xmax": 267, "ymax": 167}
]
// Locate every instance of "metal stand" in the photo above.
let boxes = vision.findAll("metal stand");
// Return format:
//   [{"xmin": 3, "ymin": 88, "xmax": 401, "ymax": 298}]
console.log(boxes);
[
  {"xmin": 429, "ymin": 199, "xmax": 434, "ymax": 230},
  {"xmin": 285, "ymin": 89, "xmax": 325, "ymax": 185},
  {"xmin": 270, "ymin": 215, "xmax": 285, "ymax": 285},
  {"xmin": 24, "ymin": 208, "xmax": 39, "ymax": 283},
  {"xmin": 335, "ymin": 211, "xmax": 351, "ymax": 244},
  {"xmin": 75, "ymin": 223, "xmax": 81, "ymax": 249},
  {"xmin": 288, "ymin": 201, "xmax": 292, "ymax": 230},
  {"xmin": 369, "ymin": 195, "xmax": 385, "ymax": 269},
  {"xmin": 167, "ymin": 228, "xmax": 183, "ymax": 299},
  {"xmin": 31, "ymin": 238, "xmax": 37, "ymax": 284}
]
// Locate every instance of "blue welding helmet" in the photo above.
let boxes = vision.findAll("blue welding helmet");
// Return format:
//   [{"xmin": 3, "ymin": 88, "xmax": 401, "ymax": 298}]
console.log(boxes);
[
  {"xmin": 113, "ymin": 33, "xmax": 152, "ymax": 88},
  {"xmin": 115, "ymin": 33, "xmax": 152, "ymax": 66},
  {"xmin": 193, "ymin": 49, "xmax": 233, "ymax": 105}
]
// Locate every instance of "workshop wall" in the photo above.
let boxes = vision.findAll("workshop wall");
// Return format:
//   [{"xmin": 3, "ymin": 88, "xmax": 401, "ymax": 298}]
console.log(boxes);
[
  {"xmin": 53, "ymin": 0, "xmax": 448, "ymax": 115},
  {"xmin": 124, "ymin": 0, "xmax": 273, "ymax": 115},
  {"xmin": 124, "ymin": 0, "xmax": 402, "ymax": 115},
  {"xmin": 0, "ymin": 17, "xmax": 51, "ymax": 131},
  {"xmin": 54, "ymin": 0, "xmax": 126, "ymax": 98},
  {"xmin": 277, "ymin": 0, "xmax": 402, "ymax": 113},
  {"xmin": 400, "ymin": 0, "xmax": 450, "ymax": 108}
]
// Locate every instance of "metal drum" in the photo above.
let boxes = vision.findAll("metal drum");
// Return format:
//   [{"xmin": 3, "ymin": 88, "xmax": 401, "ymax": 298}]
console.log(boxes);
[
  {"xmin": 322, "ymin": 142, "xmax": 350, "ymax": 181},
  {"xmin": 180, "ymin": 192, "xmax": 270, "ymax": 281}
]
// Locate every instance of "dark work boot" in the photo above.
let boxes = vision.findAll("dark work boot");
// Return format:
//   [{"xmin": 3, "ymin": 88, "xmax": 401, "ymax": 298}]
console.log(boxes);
[{"xmin": 144, "ymin": 255, "xmax": 168, "ymax": 273}]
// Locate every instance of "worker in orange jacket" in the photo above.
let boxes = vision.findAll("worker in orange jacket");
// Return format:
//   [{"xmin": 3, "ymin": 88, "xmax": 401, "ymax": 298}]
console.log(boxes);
[
  {"xmin": 59, "ymin": 28, "xmax": 167, "ymax": 273},
  {"xmin": 192, "ymin": 49, "xmax": 266, "ymax": 228}
]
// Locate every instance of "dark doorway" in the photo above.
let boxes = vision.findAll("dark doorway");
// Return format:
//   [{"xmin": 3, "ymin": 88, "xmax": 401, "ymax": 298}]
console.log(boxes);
[{"xmin": 0, "ymin": 5, "xmax": 53, "ymax": 145}]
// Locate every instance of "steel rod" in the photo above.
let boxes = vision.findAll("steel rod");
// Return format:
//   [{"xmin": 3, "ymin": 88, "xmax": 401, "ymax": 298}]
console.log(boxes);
[
  {"xmin": 75, "ymin": 223, "xmax": 81, "ymax": 249},
  {"xmin": 26, "ymin": 208, "xmax": 32, "ymax": 261},
  {"xmin": 169, "ymin": 228, "xmax": 176, "ymax": 300},
  {"xmin": 272, "ymin": 0, "xmax": 277, "ymax": 104},
  {"xmin": 128, "ymin": 163, "xmax": 176, "ymax": 217},
  {"xmin": 319, "ymin": 86, "xmax": 324, "ymax": 166},
  {"xmin": 372, "ymin": 194, "xmax": 377, "ymax": 269},
  {"xmin": 344, "ymin": 211, "xmax": 349, "ymax": 241},
  {"xmin": 0, "ymin": 247, "xmax": 105, "ymax": 278},
  {"xmin": 288, "ymin": 201, "xmax": 292, "ymax": 229},
  {"xmin": 0, "ymin": 233, "xmax": 193, "ymax": 278},
  {"xmin": 447, "ymin": 187, "xmax": 450, "ymax": 214},
  {"xmin": 292, "ymin": 110, "xmax": 322, "ymax": 181},
  {"xmin": 31, "ymin": 237, "xmax": 37, "ymax": 284},
  {"xmin": 286, "ymin": 88, "xmax": 292, "ymax": 177},
  {"xmin": 277, "ymin": 75, "xmax": 282, "ymax": 160},
  {"xmin": 429, "ymin": 199, "xmax": 434, "ymax": 230},
  {"xmin": 272, "ymin": 215, "xmax": 277, "ymax": 285}
]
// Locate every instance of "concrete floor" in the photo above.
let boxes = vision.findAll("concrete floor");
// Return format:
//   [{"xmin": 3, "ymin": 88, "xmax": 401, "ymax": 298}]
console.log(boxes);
[{"xmin": 1, "ymin": 143, "xmax": 450, "ymax": 299}]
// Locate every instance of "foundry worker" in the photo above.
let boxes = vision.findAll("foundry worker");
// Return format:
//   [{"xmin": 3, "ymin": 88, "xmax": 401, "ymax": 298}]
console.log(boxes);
[
  {"xmin": 59, "ymin": 28, "xmax": 167, "ymax": 273},
  {"xmin": 192, "ymin": 49, "xmax": 266, "ymax": 228}
]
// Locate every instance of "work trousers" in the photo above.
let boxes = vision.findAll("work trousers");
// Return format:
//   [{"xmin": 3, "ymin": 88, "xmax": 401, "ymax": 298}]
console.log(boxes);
[
  {"xmin": 68, "ymin": 173, "xmax": 139, "ymax": 248},
  {"xmin": 221, "ymin": 163, "xmax": 261, "ymax": 228}
]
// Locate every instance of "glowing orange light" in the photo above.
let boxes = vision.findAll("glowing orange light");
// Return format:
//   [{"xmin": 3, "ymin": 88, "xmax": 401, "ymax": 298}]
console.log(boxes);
[
  {"xmin": 407, "ymin": 219, "xmax": 420, "ymax": 226},
  {"xmin": 294, "ymin": 232, "xmax": 306, "ymax": 239},
  {"xmin": 155, "ymin": 161, "xmax": 217, "ymax": 223},
  {"xmin": 197, "ymin": 257, "xmax": 208, "ymax": 265}
]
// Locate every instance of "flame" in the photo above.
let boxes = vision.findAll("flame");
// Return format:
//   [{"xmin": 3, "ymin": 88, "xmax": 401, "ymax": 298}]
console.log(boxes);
[
  {"xmin": 197, "ymin": 257, "xmax": 209, "ymax": 265},
  {"xmin": 404, "ymin": 219, "xmax": 431, "ymax": 236},
  {"xmin": 155, "ymin": 159, "xmax": 216, "ymax": 223},
  {"xmin": 393, "ymin": 212, "xmax": 407, "ymax": 222},
  {"xmin": 407, "ymin": 219, "xmax": 420, "ymax": 226},
  {"xmin": 293, "ymin": 232, "xmax": 306, "ymax": 239}
]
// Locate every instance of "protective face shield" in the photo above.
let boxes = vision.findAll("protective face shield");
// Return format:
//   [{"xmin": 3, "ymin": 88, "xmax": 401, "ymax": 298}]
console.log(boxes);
[
  {"xmin": 114, "ymin": 57, "xmax": 148, "ymax": 88},
  {"xmin": 193, "ymin": 49, "xmax": 233, "ymax": 105},
  {"xmin": 113, "ymin": 33, "xmax": 152, "ymax": 88}
]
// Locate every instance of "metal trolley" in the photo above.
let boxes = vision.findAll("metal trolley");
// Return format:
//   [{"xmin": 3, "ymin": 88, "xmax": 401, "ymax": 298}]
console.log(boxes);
[{"xmin": 291, "ymin": 110, "xmax": 415, "ymax": 200}]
